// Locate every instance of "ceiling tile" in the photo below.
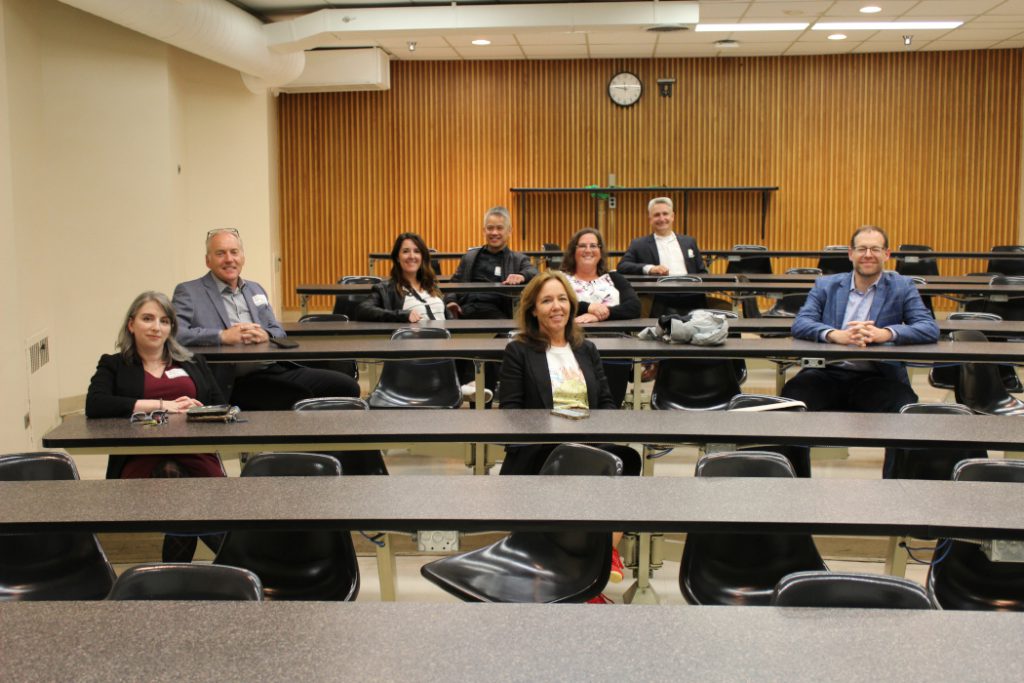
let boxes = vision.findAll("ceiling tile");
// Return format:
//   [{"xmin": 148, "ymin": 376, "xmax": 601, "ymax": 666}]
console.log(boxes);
[
  {"xmin": 904, "ymin": 1, "xmax": 1002, "ymax": 15},
  {"xmin": 377, "ymin": 36, "xmax": 450, "ymax": 51},
  {"xmin": 986, "ymin": 0, "xmax": 1024, "ymax": 14},
  {"xmin": 454, "ymin": 45, "xmax": 526, "ymax": 60},
  {"xmin": 852, "ymin": 43, "xmax": 925, "ymax": 53},
  {"xmin": 654, "ymin": 44, "xmax": 720, "ymax": 57},
  {"xmin": 514, "ymin": 32, "xmax": 587, "ymax": 46},
  {"xmin": 588, "ymin": 44, "xmax": 656, "ymax": 58},
  {"xmin": 521, "ymin": 45, "xmax": 590, "ymax": 58},
  {"xmin": 741, "ymin": 2, "xmax": 827, "ymax": 19},
  {"xmin": 391, "ymin": 47, "xmax": 461, "ymax": 61},
  {"xmin": 824, "ymin": 1, "xmax": 918, "ymax": 17},
  {"xmin": 696, "ymin": 2, "xmax": 752, "ymax": 20},
  {"xmin": 784, "ymin": 42, "xmax": 859, "ymax": 55},
  {"xmin": 942, "ymin": 28, "xmax": 1024, "ymax": 40},
  {"xmin": 449, "ymin": 34, "xmax": 518, "ymax": 47},
  {"xmin": 587, "ymin": 31, "xmax": 658, "ymax": 45},
  {"xmin": 919, "ymin": 41, "xmax": 1001, "ymax": 50}
]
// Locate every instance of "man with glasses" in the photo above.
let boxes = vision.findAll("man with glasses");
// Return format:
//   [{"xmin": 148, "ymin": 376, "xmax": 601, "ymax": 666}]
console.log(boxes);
[
  {"xmin": 173, "ymin": 228, "xmax": 360, "ymax": 409},
  {"xmin": 618, "ymin": 196, "xmax": 708, "ymax": 316},
  {"xmin": 445, "ymin": 206, "xmax": 538, "ymax": 400},
  {"xmin": 781, "ymin": 225, "xmax": 939, "ymax": 412}
]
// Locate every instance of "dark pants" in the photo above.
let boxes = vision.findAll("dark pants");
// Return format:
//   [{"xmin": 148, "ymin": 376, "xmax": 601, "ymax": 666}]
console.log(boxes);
[
  {"xmin": 232, "ymin": 362, "xmax": 360, "ymax": 411},
  {"xmin": 781, "ymin": 366, "xmax": 918, "ymax": 413},
  {"xmin": 456, "ymin": 301, "xmax": 510, "ymax": 391},
  {"xmin": 500, "ymin": 443, "xmax": 642, "ymax": 476}
]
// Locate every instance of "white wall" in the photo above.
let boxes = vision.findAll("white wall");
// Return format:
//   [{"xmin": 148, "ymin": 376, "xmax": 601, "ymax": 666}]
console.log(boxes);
[{"xmin": 0, "ymin": 0, "xmax": 277, "ymax": 451}]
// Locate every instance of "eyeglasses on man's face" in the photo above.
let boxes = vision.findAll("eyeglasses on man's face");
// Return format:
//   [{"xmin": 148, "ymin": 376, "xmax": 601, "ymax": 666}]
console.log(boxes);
[{"xmin": 851, "ymin": 246, "xmax": 887, "ymax": 256}]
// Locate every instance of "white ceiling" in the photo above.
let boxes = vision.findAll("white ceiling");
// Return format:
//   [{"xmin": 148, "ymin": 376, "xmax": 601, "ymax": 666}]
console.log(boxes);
[{"xmin": 230, "ymin": 0, "xmax": 1024, "ymax": 60}]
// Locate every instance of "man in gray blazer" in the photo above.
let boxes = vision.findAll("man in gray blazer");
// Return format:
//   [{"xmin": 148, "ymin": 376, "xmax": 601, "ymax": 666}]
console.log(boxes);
[
  {"xmin": 173, "ymin": 228, "xmax": 359, "ymax": 409},
  {"xmin": 618, "ymin": 197, "xmax": 708, "ymax": 316}
]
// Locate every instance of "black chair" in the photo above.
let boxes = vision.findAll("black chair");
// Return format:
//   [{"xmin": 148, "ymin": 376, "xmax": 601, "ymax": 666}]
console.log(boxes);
[
  {"xmin": 817, "ymin": 245, "xmax": 852, "ymax": 275},
  {"xmin": 654, "ymin": 275, "xmax": 707, "ymax": 317},
  {"xmin": 651, "ymin": 359, "xmax": 742, "ymax": 411},
  {"xmin": 764, "ymin": 268, "xmax": 822, "ymax": 318},
  {"xmin": 293, "ymin": 397, "xmax": 388, "ymax": 475},
  {"xmin": 543, "ymin": 242, "xmax": 562, "ymax": 271},
  {"xmin": 908, "ymin": 276, "xmax": 936, "ymax": 318},
  {"xmin": 883, "ymin": 403, "xmax": 987, "ymax": 480},
  {"xmin": 0, "ymin": 452, "xmax": 115, "ymax": 601},
  {"xmin": 986, "ymin": 245, "xmax": 1024, "ymax": 277},
  {"xmin": 726, "ymin": 394, "xmax": 811, "ymax": 477},
  {"xmin": 332, "ymin": 275, "xmax": 382, "ymax": 317},
  {"xmin": 107, "ymin": 563, "xmax": 263, "ymax": 601},
  {"xmin": 298, "ymin": 314, "xmax": 358, "ymax": 381},
  {"xmin": 679, "ymin": 451, "xmax": 827, "ymax": 605},
  {"xmin": 981, "ymin": 275, "xmax": 1024, "ymax": 321},
  {"xmin": 929, "ymin": 313, "xmax": 1021, "ymax": 393},
  {"xmin": 771, "ymin": 570, "xmax": 932, "ymax": 609},
  {"xmin": 214, "ymin": 452, "xmax": 360, "ymax": 601},
  {"xmin": 928, "ymin": 459, "xmax": 1024, "ymax": 611},
  {"xmin": 420, "ymin": 443, "xmax": 622, "ymax": 602},
  {"xmin": 685, "ymin": 310, "xmax": 746, "ymax": 385},
  {"xmin": 895, "ymin": 244, "xmax": 939, "ymax": 277},
  {"xmin": 367, "ymin": 327, "xmax": 462, "ymax": 409},
  {"xmin": 951, "ymin": 330, "xmax": 1024, "ymax": 415},
  {"xmin": 725, "ymin": 244, "xmax": 772, "ymax": 275}
]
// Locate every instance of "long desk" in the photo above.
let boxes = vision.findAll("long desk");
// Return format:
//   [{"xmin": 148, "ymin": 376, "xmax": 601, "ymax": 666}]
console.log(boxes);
[
  {"xmin": 282, "ymin": 317, "xmax": 1024, "ymax": 340},
  {"xmin": 6, "ymin": 602, "xmax": 1022, "ymax": 682}
]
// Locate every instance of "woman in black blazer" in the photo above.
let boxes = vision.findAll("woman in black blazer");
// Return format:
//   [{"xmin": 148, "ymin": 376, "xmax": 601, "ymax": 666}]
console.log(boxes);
[
  {"xmin": 356, "ymin": 232, "xmax": 452, "ymax": 322},
  {"xmin": 86, "ymin": 291, "xmax": 226, "ymax": 561},
  {"xmin": 499, "ymin": 271, "xmax": 640, "ymax": 599}
]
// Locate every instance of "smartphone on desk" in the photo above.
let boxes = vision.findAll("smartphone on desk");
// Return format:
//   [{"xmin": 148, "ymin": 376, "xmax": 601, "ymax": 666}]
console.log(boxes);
[
  {"xmin": 551, "ymin": 407, "xmax": 590, "ymax": 420},
  {"xmin": 269, "ymin": 336, "xmax": 299, "ymax": 349}
]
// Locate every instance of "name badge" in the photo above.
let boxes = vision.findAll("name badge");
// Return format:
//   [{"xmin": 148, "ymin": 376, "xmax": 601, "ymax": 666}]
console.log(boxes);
[
  {"xmin": 252, "ymin": 293, "xmax": 269, "ymax": 307},
  {"xmin": 165, "ymin": 368, "xmax": 189, "ymax": 379},
  {"xmin": 687, "ymin": 249, "xmax": 695, "ymax": 258},
  {"xmin": 494, "ymin": 266, "xmax": 502, "ymax": 277}
]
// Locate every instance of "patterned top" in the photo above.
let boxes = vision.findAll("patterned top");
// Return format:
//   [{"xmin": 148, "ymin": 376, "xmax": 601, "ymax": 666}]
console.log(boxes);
[
  {"xmin": 546, "ymin": 345, "xmax": 588, "ymax": 410},
  {"xmin": 566, "ymin": 273, "xmax": 621, "ymax": 307}
]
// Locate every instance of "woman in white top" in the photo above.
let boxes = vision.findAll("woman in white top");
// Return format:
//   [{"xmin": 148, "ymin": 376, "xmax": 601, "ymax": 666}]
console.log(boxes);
[
  {"xmin": 357, "ymin": 232, "xmax": 451, "ymax": 322},
  {"xmin": 560, "ymin": 228, "xmax": 641, "ymax": 406}
]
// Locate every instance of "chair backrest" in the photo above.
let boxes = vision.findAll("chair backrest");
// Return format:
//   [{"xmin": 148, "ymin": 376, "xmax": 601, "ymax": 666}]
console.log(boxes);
[
  {"xmin": 658, "ymin": 275, "xmax": 702, "ymax": 283},
  {"xmin": 771, "ymin": 571, "xmax": 932, "ymax": 609},
  {"xmin": 882, "ymin": 403, "xmax": 986, "ymax": 480},
  {"xmin": 786, "ymin": 267, "xmax": 822, "ymax": 275},
  {"xmin": 725, "ymin": 244, "xmax": 773, "ymax": 275},
  {"xmin": 695, "ymin": 450, "xmax": 796, "ymax": 478},
  {"xmin": 543, "ymin": 243, "xmax": 563, "ymax": 270},
  {"xmin": 539, "ymin": 443, "xmax": 623, "ymax": 477},
  {"xmin": 651, "ymin": 357, "xmax": 742, "ymax": 411},
  {"xmin": 895, "ymin": 244, "xmax": 939, "ymax": 277},
  {"xmin": 214, "ymin": 452, "xmax": 359, "ymax": 601},
  {"xmin": 107, "ymin": 563, "xmax": 264, "ymax": 601},
  {"xmin": 0, "ymin": 452, "xmax": 116, "ymax": 601},
  {"xmin": 817, "ymin": 245, "xmax": 852, "ymax": 274},
  {"xmin": 953, "ymin": 458, "xmax": 1024, "ymax": 483},
  {"xmin": 293, "ymin": 396, "xmax": 369, "ymax": 412},
  {"xmin": 727, "ymin": 394, "xmax": 806, "ymax": 412},
  {"xmin": 299, "ymin": 314, "xmax": 350, "ymax": 323},
  {"xmin": 725, "ymin": 396, "xmax": 810, "ymax": 477},
  {"xmin": 292, "ymin": 398, "xmax": 388, "ymax": 476},
  {"xmin": 680, "ymin": 451, "xmax": 826, "ymax": 605},
  {"xmin": 952, "ymin": 330, "xmax": 1024, "ymax": 415},
  {"xmin": 333, "ymin": 275, "xmax": 382, "ymax": 316},
  {"xmin": 367, "ymin": 327, "xmax": 462, "ymax": 409},
  {"xmin": 948, "ymin": 311, "xmax": 1003, "ymax": 322},
  {"xmin": 986, "ymin": 245, "xmax": 1024, "ymax": 276}
]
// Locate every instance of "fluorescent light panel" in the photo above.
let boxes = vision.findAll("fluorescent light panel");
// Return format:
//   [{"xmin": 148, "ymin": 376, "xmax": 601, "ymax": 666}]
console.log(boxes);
[
  {"xmin": 813, "ymin": 22, "xmax": 963, "ymax": 31},
  {"xmin": 695, "ymin": 23, "xmax": 810, "ymax": 32}
]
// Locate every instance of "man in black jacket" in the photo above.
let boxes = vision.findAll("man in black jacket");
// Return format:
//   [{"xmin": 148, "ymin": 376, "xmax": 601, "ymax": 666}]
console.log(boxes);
[
  {"xmin": 618, "ymin": 197, "xmax": 708, "ymax": 316},
  {"xmin": 446, "ymin": 206, "xmax": 538, "ymax": 398}
]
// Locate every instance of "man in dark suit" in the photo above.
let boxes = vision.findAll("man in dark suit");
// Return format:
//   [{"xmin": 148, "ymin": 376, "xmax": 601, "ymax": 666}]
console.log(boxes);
[
  {"xmin": 782, "ymin": 225, "xmax": 940, "ymax": 412},
  {"xmin": 445, "ymin": 206, "xmax": 538, "ymax": 398},
  {"xmin": 617, "ymin": 197, "xmax": 708, "ymax": 316},
  {"xmin": 173, "ymin": 228, "xmax": 359, "ymax": 410}
]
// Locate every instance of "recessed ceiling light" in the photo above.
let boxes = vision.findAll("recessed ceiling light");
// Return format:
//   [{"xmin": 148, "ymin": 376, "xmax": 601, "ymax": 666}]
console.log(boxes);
[
  {"xmin": 828, "ymin": 34, "xmax": 847, "ymax": 41},
  {"xmin": 696, "ymin": 23, "xmax": 810, "ymax": 32},
  {"xmin": 860, "ymin": 6, "xmax": 882, "ymax": 13},
  {"xmin": 471, "ymin": 39, "xmax": 491, "ymax": 46},
  {"xmin": 813, "ymin": 21, "xmax": 962, "ymax": 30}
]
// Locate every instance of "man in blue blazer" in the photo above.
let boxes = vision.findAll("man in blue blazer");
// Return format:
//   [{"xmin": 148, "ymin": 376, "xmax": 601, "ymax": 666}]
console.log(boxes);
[
  {"xmin": 173, "ymin": 228, "xmax": 359, "ymax": 409},
  {"xmin": 618, "ymin": 197, "xmax": 708, "ymax": 316},
  {"xmin": 782, "ymin": 225, "xmax": 939, "ymax": 412}
]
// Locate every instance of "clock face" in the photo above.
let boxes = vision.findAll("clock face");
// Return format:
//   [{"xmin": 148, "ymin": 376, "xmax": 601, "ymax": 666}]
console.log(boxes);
[{"xmin": 608, "ymin": 71, "xmax": 643, "ymax": 107}]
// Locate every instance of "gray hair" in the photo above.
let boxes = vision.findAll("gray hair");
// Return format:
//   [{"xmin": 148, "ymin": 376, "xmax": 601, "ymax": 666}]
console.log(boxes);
[
  {"xmin": 116, "ymin": 291, "xmax": 193, "ymax": 364},
  {"xmin": 205, "ymin": 228, "xmax": 244, "ymax": 253},
  {"xmin": 483, "ymin": 206, "xmax": 511, "ymax": 228},
  {"xmin": 648, "ymin": 197, "xmax": 673, "ymax": 213}
]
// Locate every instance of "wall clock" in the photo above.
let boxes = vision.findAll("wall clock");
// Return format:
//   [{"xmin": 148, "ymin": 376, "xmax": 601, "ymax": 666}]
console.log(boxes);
[{"xmin": 608, "ymin": 71, "xmax": 643, "ymax": 107}]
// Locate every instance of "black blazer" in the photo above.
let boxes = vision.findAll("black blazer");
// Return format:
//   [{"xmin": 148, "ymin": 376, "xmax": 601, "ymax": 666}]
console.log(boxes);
[
  {"xmin": 356, "ymin": 281, "xmax": 453, "ymax": 322},
  {"xmin": 617, "ymin": 234, "xmax": 708, "ymax": 276},
  {"xmin": 443, "ymin": 246, "xmax": 539, "ymax": 307},
  {"xmin": 498, "ymin": 339, "xmax": 615, "ymax": 410},
  {"xmin": 85, "ymin": 353, "xmax": 226, "ymax": 418},
  {"xmin": 573, "ymin": 271, "xmax": 641, "ymax": 320}
]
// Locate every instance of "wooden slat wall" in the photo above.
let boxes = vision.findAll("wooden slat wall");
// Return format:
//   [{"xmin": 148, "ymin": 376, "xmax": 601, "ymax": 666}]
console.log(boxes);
[{"xmin": 279, "ymin": 50, "xmax": 1023, "ymax": 311}]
